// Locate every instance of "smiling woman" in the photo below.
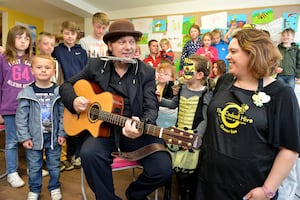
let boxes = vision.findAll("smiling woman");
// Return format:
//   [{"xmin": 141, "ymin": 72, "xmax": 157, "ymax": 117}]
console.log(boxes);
[{"xmin": 194, "ymin": 28, "xmax": 300, "ymax": 200}]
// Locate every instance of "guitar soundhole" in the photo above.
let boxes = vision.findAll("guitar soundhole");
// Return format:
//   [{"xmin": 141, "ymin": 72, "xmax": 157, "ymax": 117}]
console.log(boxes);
[{"xmin": 88, "ymin": 103, "xmax": 101, "ymax": 123}]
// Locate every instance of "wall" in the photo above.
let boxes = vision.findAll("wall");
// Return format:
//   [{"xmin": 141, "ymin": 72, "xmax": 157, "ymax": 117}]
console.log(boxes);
[
  {"xmin": 0, "ymin": 6, "xmax": 84, "ymax": 47},
  {"xmin": 0, "ymin": 6, "xmax": 43, "ymax": 47},
  {"xmin": 141, "ymin": 5, "xmax": 300, "ymax": 61},
  {"xmin": 44, "ymin": 17, "xmax": 84, "ymax": 36}
]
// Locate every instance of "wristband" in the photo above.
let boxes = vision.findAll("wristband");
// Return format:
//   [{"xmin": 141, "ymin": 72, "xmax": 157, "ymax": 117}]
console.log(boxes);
[{"xmin": 262, "ymin": 185, "xmax": 275, "ymax": 198}]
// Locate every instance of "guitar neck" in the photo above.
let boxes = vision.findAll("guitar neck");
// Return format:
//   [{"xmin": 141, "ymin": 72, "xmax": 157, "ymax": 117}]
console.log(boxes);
[
  {"xmin": 99, "ymin": 110, "xmax": 157, "ymax": 136},
  {"xmin": 98, "ymin": 109, "xmax": 196, "ymax": 149}
]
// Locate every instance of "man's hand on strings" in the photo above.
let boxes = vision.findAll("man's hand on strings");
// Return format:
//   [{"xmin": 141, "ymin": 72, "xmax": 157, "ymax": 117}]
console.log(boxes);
[{"xmin": 122, "ymin": 116, "xmax": 142, "ymax": 139}]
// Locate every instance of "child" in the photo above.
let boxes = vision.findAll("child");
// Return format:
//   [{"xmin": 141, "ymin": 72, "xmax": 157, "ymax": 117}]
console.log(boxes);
[
  {"xmin": 277, "ymin": 28, "xmax": 300, "ymax": 89},
  {"xmin": 16, "ymin": 54, "xmax": 66, "ymax": 200},
  {"xmin": 52, "ymin": 20, "xmax": 88, "ymax": 170},
  {"xmin": 211, "ymin": 60, "xmax": 226, "ymax": 90},
  {"xmin": 37, "ymin": 32, "xmax": 64, "ymax": 85},
  {"xmin": 37, "ymin": 32, "xmax": 65, "ymax": 174},
  {"xmin": 134, "ymin": 45, "xmax": 141, "ymax": 59},
  {"xmin": 223, "ymin": 18, "xmax": 240, "ymax": 43},
  {"xmin": 179, "ymin": 24, "xmax": 203, "ymax": 72},
  {"xmin": 211, "ymin": 29, "xmax": 229, "ymax": 70},
  {"xmin": 156, "ymin": 61, "xmax": 176, "ymax": 100},
  {"xmin": 0, "ymin": 25, "xmax": 35, "ymax": 188},
  {"xmin": 212, "ymin": 60, "xmax": 226, "ymax": 80},
  {"xmin": 159, "ymin": 54, "xmax": 213, "ymax": 200},
  {"xmin": 159, "ymin": 38, "xmax": 174, "ymax": 63},
  {"xmin": 79, "ymin": 12, "xmax": 109, "ymax": 57},
  {"xmin": 156, "ymin": 61, "xmax": 177, "ymax": 129},
  {"xmin": 196, "ymin": 32, "xmax": 218, "ymax": 65}
]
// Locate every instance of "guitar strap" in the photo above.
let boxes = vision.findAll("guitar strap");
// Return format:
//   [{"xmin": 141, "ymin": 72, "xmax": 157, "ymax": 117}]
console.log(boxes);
[{"xmin": 111, "ymin": 143, "xmax": 167, "ymax": 161}]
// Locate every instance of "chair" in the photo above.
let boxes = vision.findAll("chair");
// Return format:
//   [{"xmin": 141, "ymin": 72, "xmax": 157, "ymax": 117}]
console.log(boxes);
[{"xmin": 81, "ymin": 156, "xmax": 158, "ymax": 200}]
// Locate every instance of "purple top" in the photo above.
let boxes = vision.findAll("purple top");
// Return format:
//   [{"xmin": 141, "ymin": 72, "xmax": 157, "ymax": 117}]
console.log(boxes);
[{"xmin": 0, "ymin": 54, "xmax": 35, "ymax": 115}]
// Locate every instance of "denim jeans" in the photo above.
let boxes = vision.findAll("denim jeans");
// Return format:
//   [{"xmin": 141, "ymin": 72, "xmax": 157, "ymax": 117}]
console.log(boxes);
[
  {"xmin": 277, "ymin": 75, "xmax": 296, "ymax": 90},
  {"xmin": 26, "ymin": 133, "xmax": 61, "ymax": 193},
  {"xmin": 3, "ymin": 115, "xmax": 19, "ymax": 174}
]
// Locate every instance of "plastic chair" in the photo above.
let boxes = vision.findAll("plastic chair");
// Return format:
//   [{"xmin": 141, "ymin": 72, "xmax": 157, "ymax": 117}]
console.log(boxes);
[{"xmin": 81, "ymin": 156, "xmax": 158, "ymax": 200}]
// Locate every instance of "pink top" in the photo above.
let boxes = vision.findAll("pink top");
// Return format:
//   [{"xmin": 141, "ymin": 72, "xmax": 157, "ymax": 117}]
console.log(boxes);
[{"xmin": 196, "ymin": 46, "xmax": 219, "ymax": 64}]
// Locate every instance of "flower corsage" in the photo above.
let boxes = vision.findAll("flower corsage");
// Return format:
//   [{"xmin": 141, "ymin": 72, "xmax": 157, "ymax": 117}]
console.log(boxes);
[{"xmin": 252, "ymin": 79, "xmax": 271, "ymax": 107}]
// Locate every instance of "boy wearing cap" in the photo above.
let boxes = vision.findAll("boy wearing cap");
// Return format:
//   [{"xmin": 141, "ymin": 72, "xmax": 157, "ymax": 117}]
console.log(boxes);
[{"xmin": 60, "ymin": 19, "xmax": 173, "ymax": 200}]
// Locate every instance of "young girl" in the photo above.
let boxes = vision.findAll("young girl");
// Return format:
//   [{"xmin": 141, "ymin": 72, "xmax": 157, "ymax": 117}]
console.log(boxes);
[
  {"xmin": 159, "ymin": 54, "xmax": 213, "ymax": 200},
  {"xmin": 211, "ymin": 60, "xmax": 227, "ymax": 90},
  {"xmin": 159, "ymin": 38, "xmax": 175, "ymax": 63},
  {"xmin": 0, "ymin": 25, "xmax": 35, "ymax": 188},
  {"xmin": 16, "ymin": 54, "xmax": 66, "ymax": 200},
  {"xmin": 180, "ymin": 24, "xmax": 203, "ymax": 73},
  {"xmin": 212, "ymin": 60, "xmax": 226, "ymax": 79},
  {"xmin": 156, "ymin": 61, "xmax": 176, "ymax": 100},
  {"xmin": 196, "ymin": 32, "xmax": 219, "ymax": 65}
]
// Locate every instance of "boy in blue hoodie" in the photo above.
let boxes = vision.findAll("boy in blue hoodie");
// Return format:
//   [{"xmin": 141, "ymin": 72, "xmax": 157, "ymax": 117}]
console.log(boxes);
[
  {"xmin": 52, "ymin": 20, "xmax": 88, "ymax": 170},
  {"xmin": 211, "ymin": 29, "xmax": 229, "ymax": 71}
]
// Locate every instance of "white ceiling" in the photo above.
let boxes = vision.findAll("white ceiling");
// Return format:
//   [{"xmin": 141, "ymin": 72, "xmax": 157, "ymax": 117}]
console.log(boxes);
[
  {"xmin": 1, "ymin": 0, "xmax": 299, "ymax": 20},
  {"xmin": 0, "ymin": 0, "xmax": 188, "ymax": 19}
]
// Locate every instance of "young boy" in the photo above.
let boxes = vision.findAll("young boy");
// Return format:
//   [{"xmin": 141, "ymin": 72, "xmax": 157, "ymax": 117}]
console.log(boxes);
[
  {"xmin": 52, "ymin": 20, "xmax": 88, "ymax": 170},
  {"xmin": 16, "ymin": 55, "xmax": 66, "ymax": 200},
  {"xmin": 79, "ymin": 12, "xmax": 109, "ymax": 57},
  {"xmin": 211, "ymin": 29, "xmax": 229, "ymax": 71},
  {"xmin": 159, "ymin": 54, "xmax": 213, "ymax": 200},
  {"xmin": 37, "ymin": 32, "xmax": 64, "ymax": 85},
  {"xmin": 37, "ymin": 32, "xmax": 65, "ymax": 173},
  {"xmin": 277, "ymin": 28, "xmax": 300, "ymax": 89}
]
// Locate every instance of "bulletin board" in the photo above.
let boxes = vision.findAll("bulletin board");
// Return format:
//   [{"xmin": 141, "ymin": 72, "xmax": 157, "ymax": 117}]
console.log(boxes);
[{"xmin": 129, "ymin": 4, "xmax": 300, "ymax": 67}]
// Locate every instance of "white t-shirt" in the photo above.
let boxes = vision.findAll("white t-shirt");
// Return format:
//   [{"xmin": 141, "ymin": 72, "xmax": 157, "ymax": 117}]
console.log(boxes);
[{"xmin": 79, "ymin": 35, "xmax": 108, "ymax": 58}]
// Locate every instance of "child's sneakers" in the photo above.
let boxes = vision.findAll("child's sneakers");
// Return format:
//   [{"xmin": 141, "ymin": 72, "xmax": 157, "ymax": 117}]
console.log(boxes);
[
  {"xmin": 27, "ymin": 192, "xmax": 39, "ymax": 200},
  {"xmin": 7, "ymin": 172, "xmax": 25, "ymax": 188},
  {"xmin": 71, "ymin": 155, "xmax": 81, "ymax": 169},
  {"xmin": 50, "ymin": 188, "xmax": 62, "ymax": 200},
  {"xmin": 61, "ymin": 160, "xmax": 74, "ymax": 171}
]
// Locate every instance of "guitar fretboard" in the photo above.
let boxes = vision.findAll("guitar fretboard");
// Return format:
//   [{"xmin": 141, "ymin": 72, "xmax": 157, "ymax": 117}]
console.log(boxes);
[{"xmin": 89, "ymin": 106, "xmax": 196, "ymax": 148}]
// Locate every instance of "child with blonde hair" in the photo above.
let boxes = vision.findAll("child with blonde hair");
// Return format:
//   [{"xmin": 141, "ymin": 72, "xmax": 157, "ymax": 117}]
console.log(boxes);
[
  {"xmin": 156, "ymin": 61, "xmax": 176, "ymax": 100},
  {"xmin": 38, "ymin": 32, "xmax": 64, "ymax": 85},
  {"xmin": 277, "ymin": 28, "xmax": 300, "ymax": 89},
  {"xmin": 16, "ymin": 54, "xmax": 66, "ymax": 200},
  {"xmin": 211, "ymin": 29, "xmax": 228, "ymax": 70},
  {"xmin": 196, "ymin": 32, "xmax": 218, "ymax": 65},
  {"xmin": 159, "ymin": 38, "xmax": 174, "ymax": 63},
  {"xmin": 80, "ymin": 12, "xmax": 110, "ymax": 57}
]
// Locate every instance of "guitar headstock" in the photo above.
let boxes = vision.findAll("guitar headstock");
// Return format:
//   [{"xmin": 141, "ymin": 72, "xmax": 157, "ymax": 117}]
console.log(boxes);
[{"xmin": 162, "ymin": 127, "xmax": 201, "ymax": 149}]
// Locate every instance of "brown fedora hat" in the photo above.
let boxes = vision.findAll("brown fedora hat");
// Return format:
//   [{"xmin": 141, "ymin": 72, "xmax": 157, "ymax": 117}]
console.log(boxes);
[{"xmin": 103, "ymin": 19, "xmax": 142, "ymax": 44}]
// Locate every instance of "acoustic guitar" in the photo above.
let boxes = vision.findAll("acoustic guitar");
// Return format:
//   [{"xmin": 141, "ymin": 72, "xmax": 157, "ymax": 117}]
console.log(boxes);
[{"xmin": 63, "ymin": 79, "xmax": 200, "ymax": 149}]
